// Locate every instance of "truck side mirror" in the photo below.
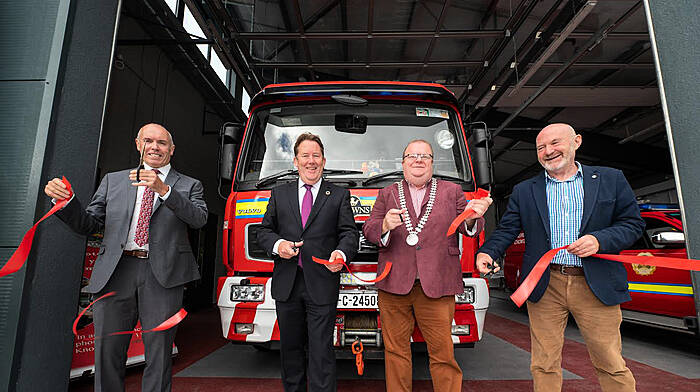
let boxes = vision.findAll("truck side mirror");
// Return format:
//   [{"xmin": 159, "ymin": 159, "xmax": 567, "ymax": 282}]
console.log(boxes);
[
  {"xmin": 467, "ymin": 122, "xmax": 494, "ymax": 189},
  {"xmin": 651, "ymin": 231, "xmax": 685, "ymax": 245},
  {"xmin": 219, "ymin": 123, "xmax": 244, "ymax": 181}
]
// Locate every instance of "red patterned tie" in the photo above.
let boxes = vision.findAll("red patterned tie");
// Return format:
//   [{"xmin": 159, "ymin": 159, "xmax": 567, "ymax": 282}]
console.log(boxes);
[{"xmin": 134, "ymin": 169, "xmax": 160, "ymax": 247}]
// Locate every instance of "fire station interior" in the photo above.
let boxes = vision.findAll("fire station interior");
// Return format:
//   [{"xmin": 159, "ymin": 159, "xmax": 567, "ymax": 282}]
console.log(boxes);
[{"xmin": 64, "ymin": 0, "xmax": 697, "ymax": 390}]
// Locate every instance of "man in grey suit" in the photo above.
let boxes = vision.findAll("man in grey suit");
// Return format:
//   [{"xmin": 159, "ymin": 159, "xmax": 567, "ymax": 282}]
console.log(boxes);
[{"xmin": 44, "ymin": 123, "xmax": 207, "ymax": 392}]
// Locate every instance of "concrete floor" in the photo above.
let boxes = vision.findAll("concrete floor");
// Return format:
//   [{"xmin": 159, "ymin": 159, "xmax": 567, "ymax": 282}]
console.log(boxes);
[{"xmin": 70, "ymin": 288, "xmax": 700, "ymax": 391}]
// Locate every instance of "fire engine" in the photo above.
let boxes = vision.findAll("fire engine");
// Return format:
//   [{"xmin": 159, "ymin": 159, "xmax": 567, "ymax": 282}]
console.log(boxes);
[
  {"xmin": 216, "ymin": 81, "xmax": 494, "ymax": 353},
  {"xmin": 502, "ymin": 203, "xmax": 698, "ymax": 334}
]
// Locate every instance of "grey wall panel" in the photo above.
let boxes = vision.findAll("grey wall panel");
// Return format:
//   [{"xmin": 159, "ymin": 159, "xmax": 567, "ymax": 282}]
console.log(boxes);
[
  {"xmin": 0, "ymin": 82, "xmax": 46, "ymax": 245},
  {"xmin": 0, "ymin": 0, "xmax": 60, "ymax": 80},
  {"xmin": 5, "ymin": 0, "xmax": 122, "ymax": 389},
  {"xmin": 0, "ymin": 249, "xmax": 20, "ymax": 381},
  {"xmin": 644, "ymin": 0, "xmax": 700, "ymax": 327}
]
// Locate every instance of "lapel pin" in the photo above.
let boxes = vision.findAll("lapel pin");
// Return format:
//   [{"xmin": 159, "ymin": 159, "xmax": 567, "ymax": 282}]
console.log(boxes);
[
  {"xmin": 592, "ymin": 174, "xmax": 598, "ymax": 179},
  {"xmin": 325, "ymin": 190, "xmax": 331, "ymax": 195}
]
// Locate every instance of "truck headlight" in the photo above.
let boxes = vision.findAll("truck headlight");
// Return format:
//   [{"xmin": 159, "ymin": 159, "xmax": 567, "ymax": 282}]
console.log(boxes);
[
  {"xmin": 451, "ymin": 325, "xmax": 470, "ymax": 335},
  {"xmin": 230, "ymin": 284, "xmax": 265, "ymax": 302},
  {"xmin": 455, "ymin": 287, "xmax": 475, "ymax": 304}
]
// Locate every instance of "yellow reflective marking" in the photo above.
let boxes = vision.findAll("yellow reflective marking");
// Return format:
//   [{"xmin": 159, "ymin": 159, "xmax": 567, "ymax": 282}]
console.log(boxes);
[{"xmin": 627, "ymin": 283, "xmax": 694, "ymax": 295}]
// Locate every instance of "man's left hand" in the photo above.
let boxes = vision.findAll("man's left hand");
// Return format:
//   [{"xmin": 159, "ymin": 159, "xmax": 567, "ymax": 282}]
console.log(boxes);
[
  {"xmin": 129, "ymin": 169, "xmax": 169, "ymax": 196},
  {"xmin": 465, "ymin": 196, "xmax": 493, "ymax": 228},
  {"xmin": 326, "ymin": 251, "xmax": 344, "ymax": 273},
  {"xmin": 567, "ymin": 234, "xmax": 599, "ymax": 258}
]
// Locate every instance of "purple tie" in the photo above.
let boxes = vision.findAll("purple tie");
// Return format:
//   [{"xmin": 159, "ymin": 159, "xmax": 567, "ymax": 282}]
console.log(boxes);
[
  {"xmin": 301, "ymin": 184, "xmax": 313, "ymax": 227},
  {"xmin": 299, "ymin": 184, "xmax": 313, "ymax": 267}
]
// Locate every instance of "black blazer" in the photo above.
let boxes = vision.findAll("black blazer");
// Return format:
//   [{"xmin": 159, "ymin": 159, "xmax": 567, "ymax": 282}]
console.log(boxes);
[
  {"xmin": 257, "ymin": 179, "xmax": 359, "ymax": 305},
  {"xmin": 479, "ymin": 165, "xmax": 645, "ymax": 305}
]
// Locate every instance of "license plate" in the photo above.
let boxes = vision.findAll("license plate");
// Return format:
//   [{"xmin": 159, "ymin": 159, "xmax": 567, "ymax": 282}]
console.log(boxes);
[{"xmin": 337, "ymin": 291, "xmax": 378, "ymax": 309}]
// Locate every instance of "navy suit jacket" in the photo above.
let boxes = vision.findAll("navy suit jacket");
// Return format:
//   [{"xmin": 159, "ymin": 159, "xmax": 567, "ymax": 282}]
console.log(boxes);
[
  {"xmin": 256, "ymin": 179, "xmax": 359, "ymax": 305},
  {"xmin": 479, "ymin": 165, "xmax": 644, "ymax": 305}
]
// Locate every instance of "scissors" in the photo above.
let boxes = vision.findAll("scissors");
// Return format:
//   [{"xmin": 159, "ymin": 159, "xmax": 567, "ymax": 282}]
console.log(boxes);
[
  {"xmin": 484, "ymin": 260, "xmax": 500, "ymax": 277},
  {"xmin": 136, "ymin": 140, "xmax": 146, "ymax": 182},
  {"xmin": 391, "ymin": 184, "xmax": 404, "ymax": 223}
]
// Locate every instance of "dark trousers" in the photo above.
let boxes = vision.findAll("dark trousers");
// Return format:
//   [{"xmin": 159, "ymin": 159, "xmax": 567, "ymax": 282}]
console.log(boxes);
[
  {"xmin": 92, "ymin": 256, "xmax": 184, "ymax": 392},
  {"xmin": 276, "ymin": 267, "xmax": 337, "ymax": 392}
]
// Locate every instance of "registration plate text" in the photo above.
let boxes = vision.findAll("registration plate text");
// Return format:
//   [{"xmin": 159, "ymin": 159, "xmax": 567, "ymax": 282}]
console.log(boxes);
[{"xmin": 337, "ymin": 292, "xmax": 378, "ymax": 309}]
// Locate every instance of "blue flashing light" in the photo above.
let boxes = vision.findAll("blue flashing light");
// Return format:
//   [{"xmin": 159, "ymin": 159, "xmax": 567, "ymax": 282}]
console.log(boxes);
[{"xmin": 637, "ymin": 203, "xmax": 679, "ymax": 211}]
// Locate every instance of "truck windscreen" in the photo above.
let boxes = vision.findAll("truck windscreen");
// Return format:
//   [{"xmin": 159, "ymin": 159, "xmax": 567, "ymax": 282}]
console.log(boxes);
[{"xmin": 236, "ymin": 102, "xmax": 472, "ymax": 189}]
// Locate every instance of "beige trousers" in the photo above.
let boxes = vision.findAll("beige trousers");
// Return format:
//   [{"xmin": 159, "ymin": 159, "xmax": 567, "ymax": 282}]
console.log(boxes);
[{"xmin": 527, "ymin": 270, "xmax": 636, "ymax": 392}]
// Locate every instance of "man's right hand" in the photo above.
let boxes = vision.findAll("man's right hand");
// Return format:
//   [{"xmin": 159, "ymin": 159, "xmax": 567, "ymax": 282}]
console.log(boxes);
[
  {"xmin": 476, "ymin": 252, "xmax": 500, "ymax": 274},
  {"xmin": 45, "ymin": 177, "xmax": 71, "ymax": 200},
  {"xmin": 278, "ymin": 240, "xmax": 303, "ymax": 260},
  {"xmin": 382, "ymin": 208, "xmax": 406, "ymax": 234}
]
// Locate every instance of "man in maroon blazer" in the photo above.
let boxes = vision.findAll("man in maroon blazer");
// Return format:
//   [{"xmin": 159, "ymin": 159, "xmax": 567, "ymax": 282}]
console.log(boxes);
[{"xmin": 363, "ymin": 139, "xmax": 492, "ymax": 392}]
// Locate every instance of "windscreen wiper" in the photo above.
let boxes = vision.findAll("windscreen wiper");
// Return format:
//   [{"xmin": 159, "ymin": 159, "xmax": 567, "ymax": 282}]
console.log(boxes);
[
  {"xmin": 323, "ymin": 169, "xmax": 364, "ymax": 177},
  {"xmin": 361, "ymin": 170, "xmax": 404, "ymax": 186},
  {"xmin": 432, "ymin": 173, "xmax": 470, "ymax": 183},
  {"xmin": 255, "ymin": 169, "xmax": 298, "ymax": 188},
  {"xmin": 256, "ymin": 168, "xmax": 365, "ymax": 188},
  {"xmin": 361, "ymin": 171, "xmax": 470, "ymax": 186}
]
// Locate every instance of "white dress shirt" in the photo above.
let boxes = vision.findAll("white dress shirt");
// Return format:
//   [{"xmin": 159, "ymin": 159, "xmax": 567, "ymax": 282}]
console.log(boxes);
[{"xmin": 124, "ymin": 163, "xmax": 171, "ymax": 251}]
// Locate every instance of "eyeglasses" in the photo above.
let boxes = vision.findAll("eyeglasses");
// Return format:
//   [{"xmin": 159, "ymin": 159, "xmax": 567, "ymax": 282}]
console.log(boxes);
[{"xmin": 403, "ymin": 153, "xmax": 433, "ymax": 161}]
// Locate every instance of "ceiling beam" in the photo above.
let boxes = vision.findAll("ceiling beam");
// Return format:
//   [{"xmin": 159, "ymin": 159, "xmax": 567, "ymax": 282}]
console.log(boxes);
[
  {"xmin": 418, "ymin": 0, "xmax": 451, "ymax": 80},
  {"xmin": 236, "ymin": 29, "xmax": 505, "ymax": 40},
  {"xmin": 481, "ymin": 86, "xmax": 660, "ymax": 108},
  {"xmin": 265, "ymin": 0, "xmax": 341, "ymax": 60},
  {"xmin": 250, "ymin": 60, "xmax": 653, "ymax": 69},
  {"xmin": 495, "ymin": 127, "xmax": 672, "ymax": 174},
  {"xmin": 292, "ymin": 0, "xmax": 316, "ymax": 80},
  {"xmin": 457, "ymin": 0, "xmax": 539, "ymax": 105},
  {"xmin": 472, "ymin": 0, "xmax": 591, "ymax": 120}
]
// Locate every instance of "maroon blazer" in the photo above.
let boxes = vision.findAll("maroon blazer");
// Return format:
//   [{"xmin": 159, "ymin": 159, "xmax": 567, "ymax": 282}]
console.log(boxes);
[{"xmin": 363, "ymin": 179, "xmax": 484, "ymax": 298}]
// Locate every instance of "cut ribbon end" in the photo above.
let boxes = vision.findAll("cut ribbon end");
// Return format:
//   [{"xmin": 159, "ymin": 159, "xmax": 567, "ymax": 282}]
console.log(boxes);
[
  {"xmin": 312, "ymin": 256, "xmax": 393, "ymax": 283},
  {"xmin": 446, "ymin": 188, "xmax": 490, "ymax": 237}
]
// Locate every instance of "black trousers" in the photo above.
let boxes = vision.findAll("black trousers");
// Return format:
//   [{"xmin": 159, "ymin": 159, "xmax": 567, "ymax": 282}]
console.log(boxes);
[{"xmin": 276, "ymin": 267, "xmax": 338, "ymax": 392}]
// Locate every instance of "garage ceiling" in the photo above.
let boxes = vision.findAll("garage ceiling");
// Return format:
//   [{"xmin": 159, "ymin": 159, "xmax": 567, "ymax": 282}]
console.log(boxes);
[{"xmin": 155, "ymin": 0, "xmax": 672, "ymax": 193}]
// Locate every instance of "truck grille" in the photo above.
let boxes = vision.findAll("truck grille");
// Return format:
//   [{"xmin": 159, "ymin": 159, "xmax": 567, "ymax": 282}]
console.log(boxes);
[{"xmin": 340, "ymin": 312, "xmax": 382, "ymax": 347}]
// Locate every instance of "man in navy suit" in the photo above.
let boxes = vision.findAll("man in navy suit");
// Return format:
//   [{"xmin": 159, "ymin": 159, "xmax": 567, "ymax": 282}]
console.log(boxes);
[
  {"xmin": 256, "ymin": 133, "xmax": 358, "ymax": 392},
  {"xmin": 476, "ymin": 123, "xmax": 643, "ymax": 392}
]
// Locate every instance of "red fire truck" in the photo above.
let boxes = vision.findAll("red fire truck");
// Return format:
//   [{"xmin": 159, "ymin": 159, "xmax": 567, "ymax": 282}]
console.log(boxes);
[
  {"xmin": 502, "ymin": 203, "xmax": 698, "ymax": 334},
  {"xmin": 216, "ymin": 81, "xmax": 493, "ymax": 353}
]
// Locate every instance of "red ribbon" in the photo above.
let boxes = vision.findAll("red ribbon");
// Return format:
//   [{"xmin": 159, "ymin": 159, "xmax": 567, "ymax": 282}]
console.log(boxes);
[
  {"xmin": 510, "ymin": 246, "xmax": 700, "ymax": 307},
  {"xmin": 73, "ymin": 291, "xmax": 116, "ymax": 335},
  {"xmin": 109, "ymin": 308, "xmax": 188, "ymax": 336},
  {"xmin": 312, "ymin": 256, "xmax": 393, "ymax": 283},
  {"xmin": 73, "ymin": 290, "xmax": 187, "ymax": 337},
  {"xmin": 0, "ymin": 177, "xmax": 73, "ymax": 278},
  {"xmin": 446, "ymin": 188, "xmax": 490, "ymax": 236}
]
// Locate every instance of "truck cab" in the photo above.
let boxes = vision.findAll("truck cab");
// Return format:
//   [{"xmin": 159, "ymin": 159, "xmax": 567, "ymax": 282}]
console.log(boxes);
[{"xmin": 217, "ymin": 81, "xmax": 493, "ymax": 352}]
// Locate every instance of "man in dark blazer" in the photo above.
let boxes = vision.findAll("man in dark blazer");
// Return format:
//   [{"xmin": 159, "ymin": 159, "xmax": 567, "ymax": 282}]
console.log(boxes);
[
  {"xmin": 477, "ymin": 123, "xmax": 644, "ymax": 392},
  {"xmin": 256, "ymin": 132, "xmax": 358, "ymax": 392},
  {"xmin": 362, "ymin": 140, "xmax": 491, "ymax": 392},
  {"xmin": 44, "ymin": 123, "xmax": 207, "ymax": 392}
]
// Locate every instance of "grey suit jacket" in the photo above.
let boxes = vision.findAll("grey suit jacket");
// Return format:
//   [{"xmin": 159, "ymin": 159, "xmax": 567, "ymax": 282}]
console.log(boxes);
[{"xmin": 56, "ymin": 168, "xmax": 208, "ymax": 293}]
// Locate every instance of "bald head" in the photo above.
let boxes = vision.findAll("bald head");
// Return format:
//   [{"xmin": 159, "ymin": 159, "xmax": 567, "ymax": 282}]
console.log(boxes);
[
  {"xmin": 535, "ymin": 123, "xmax": 581, "ymax": 180},
  {"xmin": 135, "ymin": 123, "xmax": 175, "ymax": 168},
  {"xmin": 138, "ymin": 123, "xmax": 173, "ymax": 145}
]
